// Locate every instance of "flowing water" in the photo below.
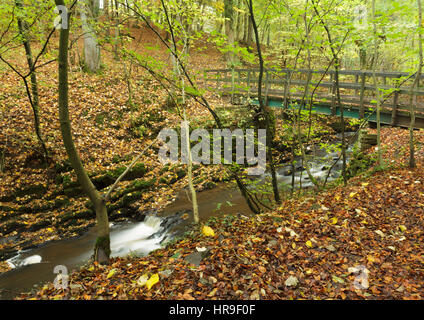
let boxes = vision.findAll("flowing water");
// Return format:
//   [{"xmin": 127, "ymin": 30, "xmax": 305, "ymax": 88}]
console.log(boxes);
[{"xmin": 0, "ymin": 135, "xmax": 355, "ymax": 299}]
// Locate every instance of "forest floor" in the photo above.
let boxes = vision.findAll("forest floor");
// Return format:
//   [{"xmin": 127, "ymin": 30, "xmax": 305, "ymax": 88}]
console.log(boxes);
[
  {"xmin": 1, "ymin": 23, "xmax": 424, "ymax": 299},
  {"xmin": 14, "ymin": 127, "xmax": 424, "ymax": 300}
]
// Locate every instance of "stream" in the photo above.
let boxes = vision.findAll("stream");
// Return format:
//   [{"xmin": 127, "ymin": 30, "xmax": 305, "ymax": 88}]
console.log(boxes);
[{"xmin": 0, "ymin": 134, "xmax": 355, "ymax": 299}]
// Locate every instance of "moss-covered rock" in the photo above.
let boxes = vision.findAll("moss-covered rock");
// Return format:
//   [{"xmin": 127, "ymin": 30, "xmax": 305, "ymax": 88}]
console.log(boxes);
[
  {"xmin": 64, "ymin": 186, "xmax": 83, "ymax": 198},
  {"xmin": 27, "ymin": 220, "xmax": 51, "ymax": 232},
  {"xmin": 0, "ymin": 205, "xmax": 14, "ymax": 212},
  {"xmin": 58, "ymin": 209, "xmax": 94, "ymax": 223},
  {"xmin": 203, "ymin": 181, "xmax": 217, "ymax": 190},
  {"xmin": 0, "ymin": 184, "xmax": 47, "ymax": 202},
  {"xmin": 120, "ymin": 191, "xmax": 142, "ymax": 207},
  {"xmin": 54, "ymin": 160, "xmax": 73, "ymax": 174},
  {"xmin": 346, "ymin": 152, "xmax": 376, "ymax": 179},
  {"xmin": 0, "ymin": 220, "xmax": 26, "ymax": 235},
  {"xmin": 54, "ymin": 196, "xmax": 71, "ymax": 209}
]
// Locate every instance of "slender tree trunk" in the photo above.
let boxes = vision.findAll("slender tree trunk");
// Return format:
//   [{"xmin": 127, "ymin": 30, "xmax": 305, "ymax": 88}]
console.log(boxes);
[
  {"xmin": 172, "ymin": 5, "xmax": 200, "ymax": 223},
  {"xmin": 81, "ymin": 0, "xmax": 101, "ymax": 72},
  {"xmin": 55, "ymin": 0, "xmax": 110, "ymax": 262},
  {"xmin": 312, "ymin": 0, "xmax": 347, "ymax": 184},
  {"xmin": 248, "ymin": 0, "xmax": 281, "ymax": 205},
  {"xmin": 113, "ymin": 0, "xmax": 120, "ymax": 60},
  {"xmin": 224, "ymin": 0, "xmax": 236, "ymax": 66},
  {"xmin": 371, "ymin": 0, "xmax": 382, "ymax": 167},
  {"xmin": 409, "ymin": 0, "xmax": 423, "ymax": 168},
  {"xmin": 15, "ymin": 0, "xmax": 48, "ymax": 161},
  {"xmin": 182, "ymin": 112, "xmax": 200, "ymax": 224}
]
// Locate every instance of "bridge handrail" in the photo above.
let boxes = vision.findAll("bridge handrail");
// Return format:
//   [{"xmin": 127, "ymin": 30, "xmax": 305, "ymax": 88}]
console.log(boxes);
[{"xmin": 204, "ymin": 68, "xmax": 424, "ymax": 80}]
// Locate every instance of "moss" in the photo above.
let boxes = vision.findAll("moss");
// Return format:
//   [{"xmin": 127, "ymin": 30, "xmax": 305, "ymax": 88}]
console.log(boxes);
[
  {"xmin": 74, "ymin": 209, "xmax": 94, "ymax": 220},
  {"xmin": 55, "ymin": 174, "xmax": 64, "ymax": 185},
  {"xmin": 30, "ymin": 201, "xmax": 56, "ymax": 213},
  {"xmin": 128, "ymin": 179, "xmax": 154, "ymax": 192},
  {"xmin": 0, "ymin": 194, "xmax": 14, "ymax": 202},
  {"xmin": 64, "ymin": 186, "xmax": 83, "ymax": 197},
  {"xmin": 58, "ymin": 210, "xmax": 74, "ymax": 222},
  {"xmin": 54, "ymin": 196, "xmax": 70, "ymax": 209},
  {"xmin": 16, "ymin": 205, "xmax": 32, "ymax": 214},
  {"xmin": 346, "ymin": 152, "xmax": 376, "ymax": 179},
  {"xmin": 160, "ymin": 163, "xmax": 170, "ymax": 174},
  {"xmin": 120, "ymin": 191, "xmax": 142, "ymax": 206},
  {"xmin": 0, "ymin": 220, "xmax": 26, "ymax": 235},
  {"xmin": 203, "ymin": 181, "xmax": 217, "ymax": 190},
  {"xmin": 0, "ymin": 205, "xmax": 14, "ymax": 212},
  {"xmin": 54, "ymin": 160, "xmax": 73, "ymax": 173},
  {"xmin": 95, "ymin": 235, "xmax": 111, "ymax": 258},
  {"xmin": 61, "ymin": 174, "xmax": 73, "ymax": 188},
  {"xmin": 13, "ymin": 184, "xmax": 47, "ymax": 198},
  {"xmin": 126, "ymin": 163, "xmax": 147, "ymax": 180},
  {"xmin": 58, "ymin": 209, "xmax": 94, "ymax": 223},
  {"xmin": 91, "ymin": 163, "xmax": 147, "ymax": 190}
]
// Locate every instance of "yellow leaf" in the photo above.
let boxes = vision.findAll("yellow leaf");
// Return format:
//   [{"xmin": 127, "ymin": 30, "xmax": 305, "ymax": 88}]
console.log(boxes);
[
  {"xmin": 47, "ymin": 228, "xmax": 53, "ymax": 232},
  {"xmin": 292, "ymin": 242, "xmax": 296, "ymax": 249},
  {"xmin": 349, "ymin": 192, "xmax": 357, "ymax": 198},
  {"xmin": 361, "ymin": 182, "xmax": 369, "ymax": 187},
  {"xmin": 306, "ymin": 240, "xmax": 313, "ymax": 248},
  {"xmin": 146, "ymin": 274, "xmax": 159, "ymax": 290},
  {"xmin": 202, "ymin": 225, "xmax": 215, "ymax": 237},
  {"xmin": 367, "ymin": 255, "xmax": 375, "ymax": 263},
  {"xmin": 107, "ymin": 269, "xmax": 117, "ymax": 279},
  {"xmin": 207, "ymin": 287, "xmax": 218, "ymax": 297},
  {"xmin": 251, "ymin": 237, "xmax": 264, "ymax": 243},
  {"xmin": 329, "ymin": 217, "xmax": 338, "ymax": 225},
  {"xmin": 399, "ymin": 225, "xmax": 407, "ymax": 232}
]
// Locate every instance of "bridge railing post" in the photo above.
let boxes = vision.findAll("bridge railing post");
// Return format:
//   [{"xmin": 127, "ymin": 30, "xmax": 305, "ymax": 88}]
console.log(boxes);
[
  {"xmin": 359, "ymin": 71, "xmax": 366, "ymax": 119},
  {"xmin": 265, "ymin": 70, "xmax": 270, "ymax": 106},
  {"xmin": 283, "ymin": 70, "xmax": 291, "ymax": 109},
  {"xmin": 331, "ymin": 73, "xmax": 337, "ymax": 115},
  {"xmin": 231, "ymin": 66, "xmax": 235, "ymax": 103},
  {"xmin": 391, "ymin": 89, "xmax": 399, "ymax": 126},
  {"xmin": 247, "ymin": 70, "xmax": 251, "ymax": 100}
]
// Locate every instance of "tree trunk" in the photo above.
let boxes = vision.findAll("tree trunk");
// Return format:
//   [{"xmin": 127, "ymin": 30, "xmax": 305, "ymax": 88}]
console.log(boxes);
[
  {"xmin": 15, "ymin": 0, "xmax": 48, "ymax": 161},
  {"xmin": 248, "ymin": 0, "xmax": 281, "ymax": 205},
  {"xmin": 55, "ymin": 0, "xmax": 110, "ymax": 263},
  {"xmin": 312, "ymin": 0, "xmax": 347, "ymax": 184},
  {"xmin": 224, "ymin": 0, "xmax": 236, "ymax": 66},
  {"xmin": 409, "ymin": 0, "xmax": 423, "ymax": 168},
  {"xmin": 81, "ymin": 0, "xmax": 101, "ymax": 72},
  {"xmin": 371, "ymin": 0, "xmax": 382, "ymax": 167}
]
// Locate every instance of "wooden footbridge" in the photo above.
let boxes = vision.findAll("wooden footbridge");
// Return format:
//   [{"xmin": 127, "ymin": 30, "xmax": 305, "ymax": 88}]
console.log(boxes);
[{"xmin": 202, "ymin": 68, "xmax": 424, "ymax": 128}]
